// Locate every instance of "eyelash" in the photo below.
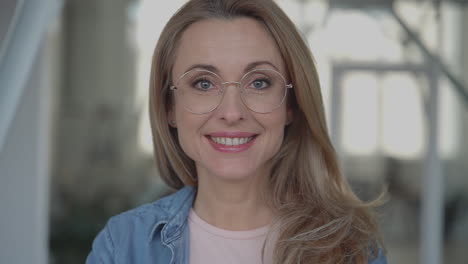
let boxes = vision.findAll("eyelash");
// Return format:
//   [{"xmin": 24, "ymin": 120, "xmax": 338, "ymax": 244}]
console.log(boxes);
[
  {"xmin": 192, "ymin": 78, "xmax": 215, "ymax": 90},
  {"xmin": 250, "ymin": 78, "xmax": 270, "ymax": 88}
]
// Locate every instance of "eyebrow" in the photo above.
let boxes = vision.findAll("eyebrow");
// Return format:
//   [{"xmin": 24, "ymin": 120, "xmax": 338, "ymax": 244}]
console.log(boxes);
[{"xmin": 183, "ymin": 60, "xmax": 280, "ymax": 75}]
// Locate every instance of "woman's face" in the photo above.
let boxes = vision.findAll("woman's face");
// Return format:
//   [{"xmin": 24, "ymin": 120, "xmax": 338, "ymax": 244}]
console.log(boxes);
[{"xmin": 170, "ymin": 17, "xmax": 292, "ymax": 183}]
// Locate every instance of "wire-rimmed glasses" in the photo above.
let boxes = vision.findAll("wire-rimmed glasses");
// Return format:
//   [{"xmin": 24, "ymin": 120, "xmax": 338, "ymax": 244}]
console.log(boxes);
[{"xmin": 169, "ymin": 69, "xmax": 293, "ymax": 114}]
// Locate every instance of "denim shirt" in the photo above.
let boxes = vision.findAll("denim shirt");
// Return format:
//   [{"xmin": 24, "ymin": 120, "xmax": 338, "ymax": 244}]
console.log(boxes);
[{"xmin": 86, "ymin": 186, "xmax": 387, "ymax": 264}]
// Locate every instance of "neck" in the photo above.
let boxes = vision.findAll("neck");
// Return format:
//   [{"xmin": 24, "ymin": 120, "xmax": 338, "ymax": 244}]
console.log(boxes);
[{"xmin": 192, "ymin": 172, "xmax": 273, "ymax": 231}]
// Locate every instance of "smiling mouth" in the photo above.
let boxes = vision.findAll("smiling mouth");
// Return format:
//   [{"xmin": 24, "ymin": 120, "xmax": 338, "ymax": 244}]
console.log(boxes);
[{"xmin": 208, "ymin": 136, "xmax": 255, "ymax": 146}]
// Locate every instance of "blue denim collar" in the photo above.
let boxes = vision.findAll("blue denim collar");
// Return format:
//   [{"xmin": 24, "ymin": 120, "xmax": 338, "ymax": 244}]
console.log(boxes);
[{"xmin": 148, "ymin": 186, "xmax": 196, "ymax": 244}]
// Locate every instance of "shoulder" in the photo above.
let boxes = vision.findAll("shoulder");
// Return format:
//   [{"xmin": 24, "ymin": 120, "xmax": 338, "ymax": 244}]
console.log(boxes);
[
  {"xmin": 368, "ymin": 253, "xmax": 387, "ymax": 264},
  {"xmin": 106, "ymin": 185, "xmax": 196, "ymax": 235},
  {"xmin": 86, "ymin": 186, "xmax": 196, "ymax": 263},
  {"xmin": 368, "ymin": 244, "xmax": 388, "ymax": 264}
]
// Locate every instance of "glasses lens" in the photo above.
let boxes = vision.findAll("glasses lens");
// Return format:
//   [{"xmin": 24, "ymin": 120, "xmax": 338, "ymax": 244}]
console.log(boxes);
[
  {"xmin": 175, "ymin": 70, "xmax": 223, "ymax": 114},
  {"xmin": 241, "ymin": 69, "xmax": 287, "ymax": 113}
]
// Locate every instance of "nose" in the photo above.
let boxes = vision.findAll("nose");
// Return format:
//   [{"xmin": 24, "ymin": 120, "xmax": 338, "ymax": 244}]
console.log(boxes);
[{"xmin": 214, "ymin": 82, "xmax": 246, "ymax": 124}]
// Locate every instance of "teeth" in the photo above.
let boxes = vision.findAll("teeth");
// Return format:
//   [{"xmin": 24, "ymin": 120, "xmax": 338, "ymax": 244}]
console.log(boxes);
[{"xmin": 210, "ymin": 136, "xmax": 253, "ymax": 146}]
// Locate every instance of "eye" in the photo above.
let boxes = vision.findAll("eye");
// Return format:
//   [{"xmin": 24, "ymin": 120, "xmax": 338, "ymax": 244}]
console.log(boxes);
[
  {"xmin": 250, "ymin": 78, "xmax": 270, "ymax": 90},
  {"xmin": 193, "ymin": 78, "xmax": 215, "ymax": 90}
]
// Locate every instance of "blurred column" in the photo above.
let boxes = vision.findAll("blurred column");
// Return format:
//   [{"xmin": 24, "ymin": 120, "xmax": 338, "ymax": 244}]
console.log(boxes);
[
  {"xmin": 420, "ymin": 65, "xmax": 443, "ymax": 264},
  {"xmin": 53, "ymin": 0, "xmax": 142, "ymax": 220},
  {"xmin": 463, "ymin": 5, "xmax": 468, "ymax": 86},
  {"xmin": 0, "ymin": 0, "xmax": 62, "ymax": 263},
  {"xmin": 0, "ymin": 51, "xmax": 52, "ymax": 264}
]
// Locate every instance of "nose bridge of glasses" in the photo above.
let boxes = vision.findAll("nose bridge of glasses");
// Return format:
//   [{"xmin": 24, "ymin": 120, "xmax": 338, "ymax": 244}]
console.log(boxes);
[
  {"xmin": 215, "ymin": 80, "xmax": 247, "ymax": 111},
  {"xmin": 221, "ymin": 81, "xmax": 241, "ymax": 88},
  {"xmin": 218, "ymin": 81, "xmax": 244, "ymax": 96}
]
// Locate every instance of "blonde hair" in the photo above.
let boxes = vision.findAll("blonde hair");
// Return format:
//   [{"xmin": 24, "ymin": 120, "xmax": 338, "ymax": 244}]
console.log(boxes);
[{"xmin": 149, "ymin": 0, "xmax": 384, "ymax": 263}]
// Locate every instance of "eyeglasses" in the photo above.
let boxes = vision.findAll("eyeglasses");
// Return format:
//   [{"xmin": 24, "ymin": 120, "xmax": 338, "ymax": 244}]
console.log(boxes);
[{"xmin": 169, "ymin": 69, "xmax": 293, "ymax": 114}]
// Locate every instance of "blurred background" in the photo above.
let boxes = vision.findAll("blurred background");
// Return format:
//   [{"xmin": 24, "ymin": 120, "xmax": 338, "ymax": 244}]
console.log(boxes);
[{"xmin": 0, "ymin": 0, "xmax": 467, "ymax": 263}]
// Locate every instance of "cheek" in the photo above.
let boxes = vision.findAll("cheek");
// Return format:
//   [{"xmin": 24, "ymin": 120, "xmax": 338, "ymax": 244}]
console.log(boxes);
[
  {"xmin": 176, "ymin": 117, "xmax": 194, "ymax": 148},
  {"xmin": 174, "ymin": 111, "xmax": 207, "ymax": 159},
  {"xmin": 271, "ymin": 126, "xmax": 286, "ymax": 154},
  {"xmin": 176, "ymin": 125, "xmax": 199, "ymax": 162},
  {"xmin": 260, "ymin": 111, "xmax": 288, "ymax": 148}
]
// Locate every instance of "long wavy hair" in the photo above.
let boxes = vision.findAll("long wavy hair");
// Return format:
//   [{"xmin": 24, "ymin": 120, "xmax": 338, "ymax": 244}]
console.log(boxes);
[{"xmin": 149, "ymin": 0, "xmax": 384, "ymax": 263}]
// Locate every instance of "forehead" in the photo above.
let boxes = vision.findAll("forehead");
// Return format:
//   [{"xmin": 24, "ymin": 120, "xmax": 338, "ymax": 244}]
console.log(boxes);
[{"xmin": 172, "ymin": 17, "xmax": 286, "ymax": 78}]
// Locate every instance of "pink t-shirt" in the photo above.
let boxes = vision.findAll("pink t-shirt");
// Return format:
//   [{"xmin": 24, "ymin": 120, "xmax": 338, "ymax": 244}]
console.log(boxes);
[{"xmin": 188, "ymin": 209, "xmax": 274, "ymax": 264}]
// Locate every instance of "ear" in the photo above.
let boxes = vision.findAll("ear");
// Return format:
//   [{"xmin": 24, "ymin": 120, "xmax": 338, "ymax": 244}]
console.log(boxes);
[
  {"xmin": 286, "ymin": 107, "xmax": 294, "ymax": 126},
  {"xmin": 168, "ymin": 109, "xmax": 176, "ymax": 128}
]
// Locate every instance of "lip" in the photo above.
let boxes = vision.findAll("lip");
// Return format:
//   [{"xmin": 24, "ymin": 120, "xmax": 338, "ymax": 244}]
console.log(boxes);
[{"xmin": 205, "ymin": 132, "xmax": 258, "ymax": 153}]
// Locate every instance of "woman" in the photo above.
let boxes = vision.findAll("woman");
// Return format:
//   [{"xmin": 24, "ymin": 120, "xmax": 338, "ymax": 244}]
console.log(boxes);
[{"xmin": 87, "ymin": 0, "xmax": 387, "ymax": 263}]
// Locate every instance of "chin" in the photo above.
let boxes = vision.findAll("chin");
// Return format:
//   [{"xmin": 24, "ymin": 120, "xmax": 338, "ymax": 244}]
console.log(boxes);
[{"xmin": 209, "ymin": 164, "xmax": 263, "ymax": 183}]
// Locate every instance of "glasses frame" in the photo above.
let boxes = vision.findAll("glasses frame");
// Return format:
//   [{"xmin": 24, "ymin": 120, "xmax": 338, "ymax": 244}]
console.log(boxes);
[{"xmin": 169, "ymin": 68, "xmax": 293, "ymax": 114}]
